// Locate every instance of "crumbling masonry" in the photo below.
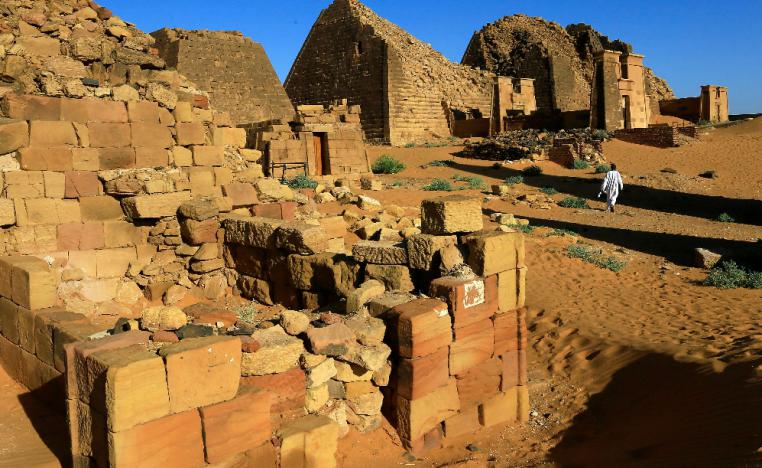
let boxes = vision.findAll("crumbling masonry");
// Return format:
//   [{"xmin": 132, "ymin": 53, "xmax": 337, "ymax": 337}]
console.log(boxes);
[{"xmin": 0, "ymin": 0, "xmax": 531, "ymax": 466}]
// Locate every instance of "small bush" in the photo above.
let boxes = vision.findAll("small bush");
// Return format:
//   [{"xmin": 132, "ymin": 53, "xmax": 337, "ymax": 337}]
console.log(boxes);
[
  {"xmin": 704, "ymin": 261, "xmax": 762, "ymax": 289},
  {"xmin": 547, "ymin": 228, "xmax": 578, "ymax": 237},
  {"xmin": 592, "ymin": 129, "xmax": 611, "ymax": 141},
  {"xmin": 423, "ymin": 178, "xmax": 454, "ymax": 191},
  {"xmin": 716, "ymin": 213, "xmax": 735, "ymax": 223},
  {"xmin": 522, "ymin": 165, "xmax": 543, "ymax": 177},
  {"xmin": 595, "ymin": 164, "xmax": 612, "ymax": 174},
  {"xmin": 391, "ymin": 180, "xmax": 404, "ymax": 187},
  {"xmin": 558, "ymin": 197, "xmax": 590, "ymax": 209},
  {"xmin": 540, "ymin": 186, "xmax": 559, "ymax": 195},
  {"xmin": 507, "ymin": 224, "xmax": 534, "ymax": 234},
  {"xmin": 452, "ymin": 175, "xmax": 486, "ymax": 190},
  {"xmin": 428, "ymin": 160, "xmax": 453, "ymax": 167},
  {"xmin": 567, "ymin": 244, "xmax": 626, "ymax": 272},
  {"xmin": 572, "ymin": 159, "xmax": 590, "ymax": 170},
  {"xmin": 285, "ymin": 174, "xmax": 318, "ymax": 189},
  {"xmin": 372, "ymin": 155, "xmax": 406, "ymax": 174},
  {"xmin": 505, "ymin": 175, "xmax": 524, "ymax": 186},
  {"xmin": 404, "ymin": 142, "xmax": 416, "ymax": 148}
]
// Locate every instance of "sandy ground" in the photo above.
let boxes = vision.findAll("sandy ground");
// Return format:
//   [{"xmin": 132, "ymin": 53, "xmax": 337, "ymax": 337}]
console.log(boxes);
[{"xmin": 2, "ymin": 119, "xmax": 761, "ymax": 467}]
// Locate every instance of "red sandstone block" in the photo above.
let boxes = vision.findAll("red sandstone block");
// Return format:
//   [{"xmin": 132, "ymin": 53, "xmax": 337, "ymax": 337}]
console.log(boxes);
[
  {"xmin": 65, "ymin": 331, "xmax": 152, "ymax": 400},
  {"xmin": 130, "ymin": 123, "xmax": 173, "ymax": 148},
  {"xmin": 479, "ymin": 388, "xmax": 518, "ymax": 428},
  {"xmin": 52, "ymin": 320, "xmax": 103, "ymax": 373},
  {"xmin": 79, "ymin": 98, "xmax": 128, "ymax": 123},
  {"xmin": 254, "ymin": 202, "xmax": 297, "ymax": 220},
  {"xmin": 222, "ymin": 183, "xmax": 259, "ymax": 208},
  {"xmin": 443, "ymin": 406, "xmax": 481, "ymax": 440},
  {"xmin": 395, "ymin": 379, "xmax": 460, "ymax": 442},
  {"xmin": 500, "ymin": 349, "xmax": 527, "ymax": 390},
  {"xmin": 158, "ymin": 336, "xmax": 241, "ymax": 414},
  {"xmin": 108, "ymin": 409, "xmax": 205, "ymax": 467},
  {"xmin": 176, "ymin": 122, "xmax": 206, "ymax": 146},
  {"xmin": 10, "ymin": 256, "xmax": 58, "ymax": 310},
  {"xmin": 450, "ymin": 319, "xmax": 495, "ymax": 376},
  {"xmin": 29, "ymin": 121, "xmax": 77, "ymax": 146},
  {"xmin": 135, "ymin": 147, "xmax": 169, "ymax": 168},
  {"xmin": 241, "ymin": 367, "xmax": 306, "ymax": 416},
  {"xmin": 3, "ymin": 94, "xmax": 61, "ymax": 120},
  {"xmin": 179, "ymin": 218, "xmax": 220, "ymax": 245},
  {"xmin": 98, "ymin": 147, "xmax": 136, "ymax": 170},
  {"xmin": 127, "ymin": 101, "xmax": 161, "ymax": 123},
  {"xmin": 493, "ymin": 308, "xmax": 527, "ymax": 356},
  {"xmin": 199, "ymin": 387, "xmax": 272, "ymax": 464},
  {"xmin": 456, "ymin": 357, "xmax": 501, "ymax": 408},
  {"xmin": 404, "ymin": 424, "xmax": 443, "ymax": 457},
  {"xmin": 88, "ymin": 122, "xmax": 131, "ymax": 148},
  {"xmin": 396, "ymin": 346, "xmax": 450, "ymax": 400},
  {"xmin": 57, "ymin": 222, "xmax": 105, "ymax": 250},
  {"xmin": 429, "ymin": 275, "xmax": 497, "ymax": 329},
  {"xmin": 18, "ymin": 147, "xmax": 73, "ymax": 171},
  {"xmin": 392, "ymin": 298, "xmax": 452, "ymax": 359},
  {"xmin": 464, "ymin": 231, "xmax": 525, "ymax": 276},
  {"xmin": 64, "ymin": 171, "xmax": 102, "ymax": 198},
  {"xmin": 33, "ymin": 309, "xmax": 87, "ymax": 366}
]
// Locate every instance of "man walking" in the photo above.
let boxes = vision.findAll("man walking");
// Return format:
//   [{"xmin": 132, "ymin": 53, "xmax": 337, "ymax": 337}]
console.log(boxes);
[{"xmin": 599, "ymin": 163, "xmax": 624, "ymax": 212}]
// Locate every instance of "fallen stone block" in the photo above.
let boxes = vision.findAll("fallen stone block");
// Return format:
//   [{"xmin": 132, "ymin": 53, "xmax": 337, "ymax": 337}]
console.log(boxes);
[
  {"xmin": 365, "ymin": 264, "xmax": 414, "ymax": 292},
  {"xmin": 178, "ymin": 198, "xmax": 219, "ymax": 221},
  {"xmin": 222, "ymin": 183, "xmax": 259, "ymax": 208},
  {"xmin": 273, "ymin": 222, "xmax": 329, "ymax": 255},
  {"xmin": 159, "ymin": 336, "xmax": 241, "ymax": 413},
  {"xmin": 254, "ymin": 178, "xmax": 295, "ymax": 202},
  {"xmin": 141, "ymin": 306, "xmax": 187, "ymax": 332},
  {"xmin": 345, "ymin": 279, "xmax": 385, "ymax": 314},
  {"xmin": 306, "ymin": 323, "xmax": 355, "ymax": 357},
  {"xmin": 421, "ymin": 195, "xmax": 483, "ymax": 234},
  {"xmin": 406, "ymin": 234, "xmax": 458, "ymax": 270},
  {"xmin": 223, "ymin": 215, "xmax": 282, "ymax": 248},
  {"xmin": 179, "ymin": 217, "xmax": 220, "ymax": 245},
  {"xmin": 242, "ymin": 325, "xmax": 304, "ymax": 376},
  {"xmin": 352, "ymin": 240, "xmax": 408, "ymax": 265},
  {"xmin": 241, "ymin": 367, "xmax": 306, "ymax": 416},
  {"xmin": 121, "ymin": 191, "xmax": 192, "ymax": 219}
]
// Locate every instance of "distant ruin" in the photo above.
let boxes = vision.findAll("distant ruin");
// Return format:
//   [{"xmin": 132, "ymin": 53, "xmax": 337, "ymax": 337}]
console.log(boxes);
[
  {"xmin": 590, "ymin": 50, "xmax": 651, "ymax": 131},
  {"xmin": 285, "ymin": 0, "xmax": 536, "ymax": 145},
  {"xmin": 660, "ymin": 85, "xmax": 729, "ymax": 124},
  {"xmin": 462, "ymin": 15, "xmax": 674, "ymax": 129},
  {"xmin": 151, "ymin": 28, "xmax": 295, "ymax": 126}
]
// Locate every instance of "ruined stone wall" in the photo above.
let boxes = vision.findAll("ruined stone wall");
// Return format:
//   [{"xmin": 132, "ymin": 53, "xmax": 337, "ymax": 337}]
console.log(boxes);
[
  {"xmin": 288, "ymin": 0, "xmax": 497, "ymax": 146},
  {"xmin": 463, "ymin": 15, "xmax": 675, "ymax": 121},
  {"xmin": 151, "ymin": 29, "xmax": 294, "ymax": 126},
  {"xmin": 285, "ymin": 1, "xmax": 389, "ymax": 141}
]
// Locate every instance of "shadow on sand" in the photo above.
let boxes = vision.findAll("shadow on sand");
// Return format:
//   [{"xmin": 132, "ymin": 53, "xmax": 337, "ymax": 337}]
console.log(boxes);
[
  {"xmin": 451, "ymin": 160, "xmax": 762, "ymax": 226},
  {"xmin": 551, "ymin": 354, "xmax": 762, "ymax": 467},
  {"xmin": 17, "ymin": 378, "xmax": 71, "ymax": 468}
]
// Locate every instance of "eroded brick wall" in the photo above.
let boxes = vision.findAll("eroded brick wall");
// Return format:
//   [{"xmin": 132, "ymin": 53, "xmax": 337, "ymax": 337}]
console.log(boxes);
[{"xmin": 152, "ymin": 29, "xmax": 295, "ymax": 126}]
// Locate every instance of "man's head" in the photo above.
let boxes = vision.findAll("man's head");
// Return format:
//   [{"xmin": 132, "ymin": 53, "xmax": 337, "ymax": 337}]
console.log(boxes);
[{"xmin": 611, "ymin": 163, "xmax": 617, "ymax": 171}]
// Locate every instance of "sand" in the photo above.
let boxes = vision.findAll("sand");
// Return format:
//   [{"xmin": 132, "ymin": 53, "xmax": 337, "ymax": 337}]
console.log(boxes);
[{"xmin": 2, "ymin": 119, "xmax": 761, "ymax": 466}]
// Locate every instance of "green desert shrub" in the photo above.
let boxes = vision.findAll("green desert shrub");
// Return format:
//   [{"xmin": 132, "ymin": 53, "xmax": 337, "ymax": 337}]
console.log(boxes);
[
  {"xmin": 558, "ymin": 197, "xmax": 590, "ymax": 209},
  {"xmin": 572, "ymin": 159, "xmax": 590, "ymax": 170},
  {"xmin": 703, "ymin": 261, "xmax": 762, "ymax": 289},
  {"xmin": 716, "ymin": 213, "xmax": 735, "ymax": 223},
  {"xmin": 505, "ymin": 175, "xmax": 524, "ymax": 186},
  {"xmin": 540, "ymin": 186, "xmax": 559, "ymax": 195},
  {"xmin": 507, "ymin": 224, "xmax": 534, "ymax": 234},
  {"xmin": 453, "ymin": 175, "xmax": 486, "ymax": 190},
  {"xmin": 285, "ymin": 174, "xmax": 317, "ymax": 189},
  {"xmin": 522, "ymin": 165, "xmax": 543, "ymax": 177},
  {"xmin": 566, "ymin": 244, "xmax": 626, "ymax": 272},
  {"xmin": 428, "ymin": 159, "xmax": 454, "ymax": 167},
  {"xmin": 372, "ymin": 155, "xmax": 406, "ymax": 174},
  {"xmin": 547, "ymin": 228, "xmax": 578, "ymax": 237},
  {"xmin": 423, "ymin": 178, "xmax": 454, "ymax": 191},
  {"xmin": 595, "ymin": 164, "xmax": 612, "ymax": 174}
]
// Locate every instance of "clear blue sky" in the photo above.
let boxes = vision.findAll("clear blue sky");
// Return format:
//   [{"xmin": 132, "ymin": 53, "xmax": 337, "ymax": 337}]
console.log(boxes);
[{"xmin": 101, "ymin": 0, "xmax": 761, "ymax": 114}]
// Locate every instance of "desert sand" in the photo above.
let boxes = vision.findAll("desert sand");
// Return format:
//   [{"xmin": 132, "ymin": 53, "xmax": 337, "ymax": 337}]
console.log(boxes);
[{"xmin": 1, "ymin": 120, "xmax": 761, "ymax": 467}]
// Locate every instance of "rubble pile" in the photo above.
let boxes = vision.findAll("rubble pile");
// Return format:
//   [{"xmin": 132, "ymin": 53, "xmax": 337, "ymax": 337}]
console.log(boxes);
[{"xmin": 462, "ymin": 128, "xmax": 606, "ymax": 165}]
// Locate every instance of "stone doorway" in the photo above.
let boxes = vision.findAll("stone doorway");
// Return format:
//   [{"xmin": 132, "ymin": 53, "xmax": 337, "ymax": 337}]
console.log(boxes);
[{"xmin": 313, "ymin": 133, "xmax": 331, "ymax": 175}]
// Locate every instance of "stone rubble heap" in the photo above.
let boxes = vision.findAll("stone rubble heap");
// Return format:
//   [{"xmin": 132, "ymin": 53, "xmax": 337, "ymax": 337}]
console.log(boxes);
[{"xmin": 462, "ymin": 128, "xmax": 606, "ymax": 165}]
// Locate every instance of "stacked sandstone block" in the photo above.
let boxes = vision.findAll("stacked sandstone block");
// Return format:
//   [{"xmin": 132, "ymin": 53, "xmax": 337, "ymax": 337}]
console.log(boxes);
[
  {"xmin": 63, "ymin": 331, "xmax": 282, "ymax": 467},
  {"xmin": 0, "ymin": 92, "xmax": 280, "ymax": 309},
  {"xmin": 241, "ymin": 101, "xmax": 370, "ymax": 179},
  {"xmin": 0, "ymin": 255, "xmax": 88, "ymax": 408},
  {"xmin": 363, "ymin": 195, "xmax": 529, "ymax": 454}
]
